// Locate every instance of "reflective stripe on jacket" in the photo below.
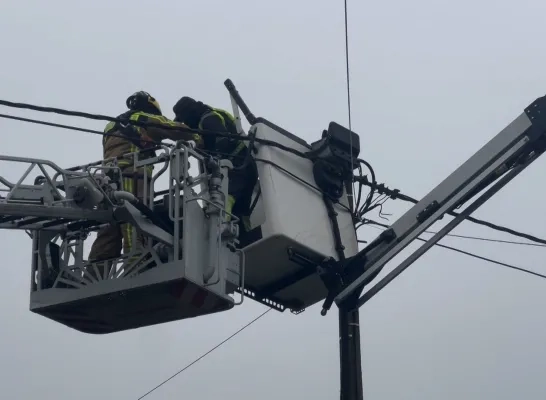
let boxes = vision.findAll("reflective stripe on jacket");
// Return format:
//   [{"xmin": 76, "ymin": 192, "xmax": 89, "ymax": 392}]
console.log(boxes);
[
  {"xmin": 198, "ymin": 108, "xmax": 245, "ymax": 157},
  {"xmin": 102, "ymin": 111, "xmax": 198, "ymax": 174}
]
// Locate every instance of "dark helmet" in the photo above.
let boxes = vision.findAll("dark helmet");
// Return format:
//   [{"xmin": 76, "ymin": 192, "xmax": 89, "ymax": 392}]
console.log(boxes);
[
  {"xmin": 126, "ymin": 91, "xmax": 162, "ymax": 115},
  {"xmin": 172, "ymin": 96, "xmax": 210, "ymax": 128}
]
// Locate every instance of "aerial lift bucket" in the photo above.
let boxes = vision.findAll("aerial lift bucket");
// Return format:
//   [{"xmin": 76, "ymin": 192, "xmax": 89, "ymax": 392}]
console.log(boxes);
[
  {"xmin": 237, "ymin": 120, "xmax": 360, "ymax": 313},
  {"xmin": 30, "ymin": 252, "xmax": 238, "ymax": 334},
  {"xmin": 0, "ymin": 146, "xmax": 243, "ymax": 334}
]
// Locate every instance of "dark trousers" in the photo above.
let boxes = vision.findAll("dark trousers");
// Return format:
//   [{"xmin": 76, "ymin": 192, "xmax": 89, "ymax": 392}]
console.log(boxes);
[
  {"xmin": 228, "ymin": 150, "xmax": 258, "ymax": 232},
  {"xmin": 88, "ymin": 174, "xmax": 145, "ymax": 262}
]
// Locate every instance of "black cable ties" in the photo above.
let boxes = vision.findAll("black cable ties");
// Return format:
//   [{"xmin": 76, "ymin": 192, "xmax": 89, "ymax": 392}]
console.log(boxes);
[{"xmin": 322, "ymin": 194, "xmax": 346, "ymax": 259}]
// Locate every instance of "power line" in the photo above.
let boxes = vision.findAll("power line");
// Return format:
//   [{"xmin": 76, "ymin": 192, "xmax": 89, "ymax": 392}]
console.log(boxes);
[
  {"xmin": 430, "ymin": 241, "xmax": 546, "ymax": 280},
  {"xmin": 421, "ymin": 230, "xmax": 546, "ymax": 248},
  {"xmin": 200, "ymin": 147, "xmax": 542, "ymax": 251},
  {"xmin": 3, "ymin": 92, "xmax": 541, "ymax": 249},
  {"xmin": 462, "ymin": 213, "xmax": 546, "ymax": 245},
  {"xmin": 356, "ymin": 177, "xmax": 546, "ymax": 246},
  {"xmin": 5, "ymin": 98, "xmax": 543, "ymax": 248},
  {"xmin": 357, "ymin": 220, "xmax": 546, "ymax": 247},
  {"xmin": 343, "ymin": 0, "xmax": 352, "ymax": 131},
  {"xmin": 2, "ymin": 109, "xmax": 539, "ymax": 251},
  {"xmin": 6, "ymin": 105, "xmax": 541, "ymax": 276},
  {"xmin": 136, "ymin": 308, "xmax": 271, "ymax": 400},
  {"xmin": 343, "ymin": 0, "xmax": 359, "ymax": 216},
  {"xmin": 135, "ymin": 229, "xmax": 538, "ymax": 400},
  {"xmin": 365, "ymin": 219, "xmax": 546, "ymax": 280},
  {"xmin": 0, "ymin": 99, "xmax": 309, "ymax": 159},
  {"xmin": 0, "ymin": 95, "xmax": 380, "ymax": 217},
  {"xmin": 0, "ymin": 112, "xmax": 165, "ymax": 147},
  {"xmin": 0, "ymin": 110, "xmax": 356, "ymax": 218}
]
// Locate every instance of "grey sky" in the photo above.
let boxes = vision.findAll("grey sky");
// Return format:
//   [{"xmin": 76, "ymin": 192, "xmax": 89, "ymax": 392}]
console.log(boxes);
[{"xmin": 1, "ymin": 0, "xmax": 546, "ymax": 399}]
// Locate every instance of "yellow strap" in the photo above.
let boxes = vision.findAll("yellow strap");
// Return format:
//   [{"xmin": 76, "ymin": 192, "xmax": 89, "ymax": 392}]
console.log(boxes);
[
  {"xmin": 225, "ymin": 195, "xmax": 236, "ymax": 221},
  {"xmin": 198, "ymin": 110, "xmax": 225, "ymax": 130},
  {"xmin": 231, "ymin": 141, "xmax": 246, "ymax": 157},
  {"xmin": 117, "ymin": 145, "xmax": 154, "ymax": 174},
  {"xmin": 242, "ymin": 216, "xmax": 251, "ymax": 231},
  {"xmin": 122, "ymin": 177, "xmax": 134, "ymax": 251},
  {"xmin": 212, "ymin": 108, "xmax": 236, "ymax": 123},
  {"xmin": 199, "ymin": 110, "xmax": 245, "ymax": 156},
  {"xmin": 118, "ymin": 161, "xmax": 154, "ymax": 170}
]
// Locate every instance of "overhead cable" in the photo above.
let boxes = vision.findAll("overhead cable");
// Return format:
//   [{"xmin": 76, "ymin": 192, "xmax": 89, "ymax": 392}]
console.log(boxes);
[
  {"xmin": 3, "ymin": 103, "xmax": 537, "ymax": 250},
  {"xmin": 136, "ymin": 309, "xmax": 271, "ymax": 399},
  {"xmin": 421, "ymin": 230, "xmax": 546, "ymax": 248},
  {"xmin": 0, "ymin": 111, "xmax": 356, "ymax": 216},
  {"xmin": 365, "ymin": 219, "xmax": 546, "ymax": 280},
  {"xmin": 357, "ymin": 176, "xmax": 546, "ymax": 246},
  {"xmin": 0, "ymin": 96, "xmax": 382, "ymax": 212},
  {"xmin": 356, "ymin": 220, "xmax": 546, "ymax": 248},
  {"xmin": 343, "ymin": 0, "xmax": 352, "ymax": 131},
  {"xmin": 2, "ymin": 107, "xmax": 513, "ymax": 252},
  {"xmin": 204, "ymin": 146, "xmax": 542, "ymax": 250},
  {"xmin": 343, "ymin": 0, "xmax": 358, "ymax": 214},
  {"xmin": 0, "ymin": 99, "xmax": 308, "ymax": 159},
  {"xmin": 0, "ymin": 112, "xmax": 163, "ymax": 147}
]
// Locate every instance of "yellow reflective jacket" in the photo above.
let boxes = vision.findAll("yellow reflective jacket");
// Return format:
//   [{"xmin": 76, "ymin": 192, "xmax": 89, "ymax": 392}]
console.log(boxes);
[
  {"xmin": 103, "ymin": 110, "xmax": 201, "ymax": 171},
  {"xmin": 198, "ymin": 108, "xmax": 245, "ymax": 157}
]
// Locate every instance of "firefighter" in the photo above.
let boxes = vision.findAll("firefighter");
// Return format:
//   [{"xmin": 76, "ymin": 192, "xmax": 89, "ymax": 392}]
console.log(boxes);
[
  {"xmin": 88, "ymin": 91, "xmax": 199, "ymax": 266},
  {"xmin": 172, "ymin": 96, "xmax": 258, "ymax": 232}
]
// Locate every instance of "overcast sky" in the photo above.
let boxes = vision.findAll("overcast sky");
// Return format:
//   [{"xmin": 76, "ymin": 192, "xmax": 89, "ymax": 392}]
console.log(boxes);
[{"xmin": 1, "ymin": 0, "xmax": 546, "ymax": 399}]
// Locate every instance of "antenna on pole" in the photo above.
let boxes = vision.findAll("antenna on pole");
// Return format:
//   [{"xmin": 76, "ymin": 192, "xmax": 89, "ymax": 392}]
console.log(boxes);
[{"xmin": 337, "ymin": 0, "xmax": 365, "ymax": 398}]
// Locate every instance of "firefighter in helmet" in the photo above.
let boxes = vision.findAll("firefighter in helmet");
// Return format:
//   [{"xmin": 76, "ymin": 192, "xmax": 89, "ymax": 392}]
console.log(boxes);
[
  {"xmin": 173, "ymin": 96, "xmax": 258, "ymax": 233},
  {"xmin": 88, "ymin": 91, "xmax": 200, "ymax": 265}
]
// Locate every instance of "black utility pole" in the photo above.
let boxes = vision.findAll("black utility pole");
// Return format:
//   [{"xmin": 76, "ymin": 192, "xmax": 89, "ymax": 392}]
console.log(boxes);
[
  {"xmin": 338, "ymin": 179, "xmax": 364, "ymax": 400},
  {"xmin": 338, "ymin": 290, "xmax": 364, "ymax": 400}
]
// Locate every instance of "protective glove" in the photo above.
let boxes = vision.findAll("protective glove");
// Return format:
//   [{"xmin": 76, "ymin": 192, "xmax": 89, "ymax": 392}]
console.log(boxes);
[{"xmin": 192, "ymin": 133, "xmax": 204, "ymax": 147}]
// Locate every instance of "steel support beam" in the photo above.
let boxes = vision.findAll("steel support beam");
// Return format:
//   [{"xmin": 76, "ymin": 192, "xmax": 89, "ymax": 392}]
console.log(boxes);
[{"xmin": 335, "ymin": 96, "xmax": 546, "ymax": 308}]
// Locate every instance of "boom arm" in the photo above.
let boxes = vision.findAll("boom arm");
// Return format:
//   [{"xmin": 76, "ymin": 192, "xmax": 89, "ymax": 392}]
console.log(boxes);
[{"xmin": 335, "ymin": 96, "xmax": 546, "ymax": 308}]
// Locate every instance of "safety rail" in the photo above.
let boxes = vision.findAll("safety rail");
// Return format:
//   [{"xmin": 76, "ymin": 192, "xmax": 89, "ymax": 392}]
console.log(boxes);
[
  {"xmin": 0, "ymin": 143, "xmax": 196, "ymax": 232},
  {"xmin": 23, "ymin": 141, "xmax": 241, "ymax": 293},
  {"xmin": 0, "ymin": 155, "xmax": 113, "ymax": 231}
]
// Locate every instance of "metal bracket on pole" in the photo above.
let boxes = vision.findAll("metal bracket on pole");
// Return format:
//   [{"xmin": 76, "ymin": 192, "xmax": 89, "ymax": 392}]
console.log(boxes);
[{"xmin": 334, "ymin": 96, "xmax": 546, "ymax": 308}]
